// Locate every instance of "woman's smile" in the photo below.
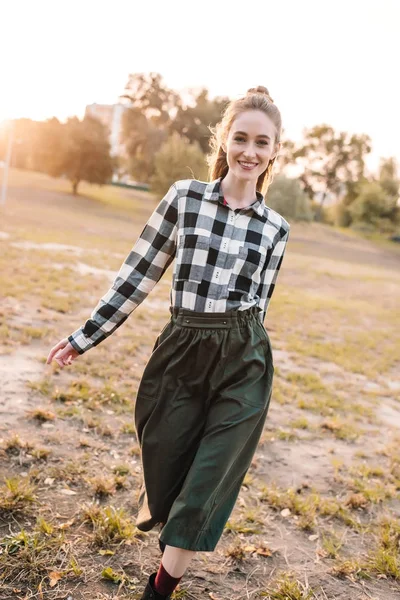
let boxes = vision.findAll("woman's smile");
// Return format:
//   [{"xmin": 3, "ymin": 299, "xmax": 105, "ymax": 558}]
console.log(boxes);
[{"xmin": 238, "ymin": 160, "xmax": 258, "ymax": 170}]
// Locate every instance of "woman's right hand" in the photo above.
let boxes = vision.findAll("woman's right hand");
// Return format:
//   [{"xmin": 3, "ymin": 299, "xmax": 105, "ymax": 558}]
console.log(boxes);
[{"xmin": 46, "ymin": 338, "xmax": 80, "ymax": 368}]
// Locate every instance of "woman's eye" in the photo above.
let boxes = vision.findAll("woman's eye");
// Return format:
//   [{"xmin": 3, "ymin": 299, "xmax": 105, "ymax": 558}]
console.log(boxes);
[{"xmin": 234, "ymin": 137, "xmax": 268, "ymax": 145}]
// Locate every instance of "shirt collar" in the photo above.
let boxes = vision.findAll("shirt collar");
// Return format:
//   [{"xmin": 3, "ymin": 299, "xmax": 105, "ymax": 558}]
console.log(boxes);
[{"xmin": 203, "ymin": 177, "xmax": 266, "ymax": 217}]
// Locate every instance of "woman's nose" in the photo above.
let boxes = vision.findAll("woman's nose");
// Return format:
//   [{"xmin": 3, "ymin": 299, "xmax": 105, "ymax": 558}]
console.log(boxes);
[{"xmin": 243, "ymin": 147, "xmax": 257, "ymax": 160}]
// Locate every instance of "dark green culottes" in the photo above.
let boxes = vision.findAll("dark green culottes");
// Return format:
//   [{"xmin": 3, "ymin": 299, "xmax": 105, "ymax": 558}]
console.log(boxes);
[{"xmin": 134, "ymin": 306, "xmax": 274, "ymax": 551}]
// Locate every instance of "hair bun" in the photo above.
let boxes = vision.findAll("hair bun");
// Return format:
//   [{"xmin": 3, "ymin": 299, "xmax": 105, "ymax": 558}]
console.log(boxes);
[{"xmin": 246, "ymin": 86, "xmax": 274, "ymax": 102}]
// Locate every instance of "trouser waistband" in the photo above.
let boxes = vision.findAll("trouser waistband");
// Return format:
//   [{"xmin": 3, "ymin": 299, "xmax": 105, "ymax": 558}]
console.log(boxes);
[{"xmin": 170, "ymin": 306, "xmax": 262, "ymax": 328}]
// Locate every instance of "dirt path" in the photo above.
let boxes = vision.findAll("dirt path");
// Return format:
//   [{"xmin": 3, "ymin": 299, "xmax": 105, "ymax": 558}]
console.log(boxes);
[{"xmin": 1, "ymin": 174, "xmax": 400, "ymax": 599}]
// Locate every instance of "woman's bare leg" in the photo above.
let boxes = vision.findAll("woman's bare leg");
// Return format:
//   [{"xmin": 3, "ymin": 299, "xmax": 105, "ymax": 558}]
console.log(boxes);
[{"xmin": 161, "ymin": 545, "xmax": 197, "ymax": 578}]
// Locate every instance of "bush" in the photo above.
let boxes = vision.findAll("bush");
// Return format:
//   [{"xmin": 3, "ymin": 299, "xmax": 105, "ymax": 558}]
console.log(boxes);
[
  {"xmin": 348, "ymin": 181, "xmax": 399, "ymax": 234},
  {"xmin": 266, "ymin": 174, "xmax": 313, "ymax": 221},
  {"xmin": 149, "ymin": 132, "xmax": 208, "ymax": 195},
  {"xmin": 334, "ymin": 202, "xmax": 353, "ymax": 227}
]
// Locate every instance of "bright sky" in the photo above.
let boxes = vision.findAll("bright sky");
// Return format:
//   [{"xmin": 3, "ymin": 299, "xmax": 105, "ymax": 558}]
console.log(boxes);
[{"xmin": 1, "ymin": 0, "xmax": 398, "ymax": 174}]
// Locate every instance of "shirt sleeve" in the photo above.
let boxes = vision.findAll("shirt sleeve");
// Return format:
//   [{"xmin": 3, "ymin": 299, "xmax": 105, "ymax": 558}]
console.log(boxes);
[
  {"xmin": 256, "ymin": 223, "xmax": 290, "ymax": 323},
  {"xmin": 67, "ymin": 183, "xmax": 179, "ymax": 355}
]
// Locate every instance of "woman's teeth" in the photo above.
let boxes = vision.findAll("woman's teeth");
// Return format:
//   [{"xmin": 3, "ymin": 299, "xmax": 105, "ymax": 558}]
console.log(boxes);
[{"xmin": 238, "ymin": 161, "xmax": 258, "ymax": 170}]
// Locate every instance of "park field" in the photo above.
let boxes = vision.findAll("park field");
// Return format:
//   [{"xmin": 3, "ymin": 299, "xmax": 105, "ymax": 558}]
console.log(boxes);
[{"xmin": 0, "ymin": 168, "xmax": 400, "ymax": 600}]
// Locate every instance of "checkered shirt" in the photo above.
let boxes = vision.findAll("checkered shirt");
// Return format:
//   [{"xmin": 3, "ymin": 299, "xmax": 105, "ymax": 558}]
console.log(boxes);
[{"xmin": 68, "ymin": 177, "xmax": 290, "ymax": 354}]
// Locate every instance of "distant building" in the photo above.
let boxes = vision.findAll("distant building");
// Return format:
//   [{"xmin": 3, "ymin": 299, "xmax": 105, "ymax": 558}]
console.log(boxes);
[{"xmin": 85, "ymin": 103, "xmax": 129, "ymax": 158}]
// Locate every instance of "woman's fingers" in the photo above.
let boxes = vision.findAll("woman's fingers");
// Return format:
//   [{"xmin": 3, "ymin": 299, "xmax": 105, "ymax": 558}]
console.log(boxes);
[
  {"xmin": 46, "ymin": 339, "xmax": 67, "ymax": 364},
  {"xmin": 46, "ymin": 340, "xmax": 78, "ymax": 367}
]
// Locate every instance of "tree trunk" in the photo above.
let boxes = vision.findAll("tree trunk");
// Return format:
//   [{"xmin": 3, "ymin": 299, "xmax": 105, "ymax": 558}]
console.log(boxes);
[
  {"xmin": 72, "ymin": 180, "xmax": 79, "ymax": 195},
  {"xmin": 317, "ymin": 190, "xmax": 328, "ymax": 221}
]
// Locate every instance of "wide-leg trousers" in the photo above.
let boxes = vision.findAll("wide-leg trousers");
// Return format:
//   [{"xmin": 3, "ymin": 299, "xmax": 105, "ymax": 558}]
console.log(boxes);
[{"xmin": 134, "ymin": 305, "xmax": 274, "ymax": 551}]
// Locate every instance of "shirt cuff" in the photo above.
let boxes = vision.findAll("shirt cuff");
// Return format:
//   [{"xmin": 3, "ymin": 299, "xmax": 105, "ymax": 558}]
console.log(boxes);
[{"xmin": 67, "ymin": 328, "xmax": 94, "ymax": 355}]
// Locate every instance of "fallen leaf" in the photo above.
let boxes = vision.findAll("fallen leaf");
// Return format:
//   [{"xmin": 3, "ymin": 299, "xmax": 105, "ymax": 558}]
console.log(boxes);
[
  {"xmin": 60, "ymin": 488, "xmax": 77, "ymax": 495},
  {"xmin": 255, "ymin": 545, "xmax": 273, "ymax": 557},
  {"xmin": 49, "ymin": 571, "xmax": 63, "ymax": 587},
  {"xmin": 58, "ymin": 519, "xmax": 75, "ymax": 530}
]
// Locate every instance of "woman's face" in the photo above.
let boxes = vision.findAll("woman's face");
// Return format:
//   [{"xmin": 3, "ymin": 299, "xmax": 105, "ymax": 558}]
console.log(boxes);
[{"xmin": 222, "ymin": 109, "xmax": 279, "ymax": 183}]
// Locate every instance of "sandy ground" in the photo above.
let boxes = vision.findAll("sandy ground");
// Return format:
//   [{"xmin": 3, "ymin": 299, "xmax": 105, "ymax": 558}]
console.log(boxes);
[{"xmin": 1, "ymin": 173, "xmax": 400, "ymax": 599}]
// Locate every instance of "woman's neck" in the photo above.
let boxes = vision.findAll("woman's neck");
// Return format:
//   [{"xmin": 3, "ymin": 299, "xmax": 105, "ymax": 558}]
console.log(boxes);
[{"xmin": 220, "ymin": 173, "xmax": 257, "ymax": 208}]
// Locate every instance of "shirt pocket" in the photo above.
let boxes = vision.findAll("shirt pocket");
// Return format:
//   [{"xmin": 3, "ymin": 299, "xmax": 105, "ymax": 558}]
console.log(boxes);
[
  {"xmin": 175, "ymin": 233, "xmax": 210, "ymax": 283},
  {"xmin": 227, "ymin": 244, "xmax": 267, "ymax": 292}
]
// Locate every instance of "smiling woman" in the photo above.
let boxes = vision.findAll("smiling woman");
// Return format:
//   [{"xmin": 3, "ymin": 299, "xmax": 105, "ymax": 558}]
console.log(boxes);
[{"xmin": 47, "ymin": 85, "xmax": 290, "ymax": 600}]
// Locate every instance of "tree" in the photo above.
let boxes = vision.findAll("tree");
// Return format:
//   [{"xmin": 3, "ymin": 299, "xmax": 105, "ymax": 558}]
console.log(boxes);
[
  {"xmin": 378, "ymin": 157, "xmax": 399, "ymax": 200},
  {"xmin": 348, "ymin": 180, "xmax": 399, "ymax": 234},
  {"xmin": 120, "ymin": 75, "xmax": 229, "ymax": 182},
  {"xmin": 267, "ymin": 174, "xmax": 313, "ymax": 221},
  {"xmin": 120, "ymin": 72, "xmax": 179, "ymax": 183},
  {"xmin": 149, "ymin": 132, "xmax": 208, "ymax": 195},
  {"xmin": 170, "ymin": 87, "xmax": 229, "ymax": 153},
  {"xmin": 120, "ymin": 72, "xmax": 179, "ymax": 128},
  {"xmin": 32, "ymin": 117, "xmax": 66, "ymax": 176},
  {"xmin": 335, "ymin": 156, "xmax": 400, "ymax": 229},
  {"xmin": 121, "ymin": 107, "xmax": 167, "ymax": 183},
  {"xmin": 33, "ymin": 115, "xmax": 114, "ymax": 195},
  {"xmin": 287, "ymin": 125, "xmax": 372, "ymax": 220},
  {"xmin": 63, "ymin": 115, "xmax": 115, "ymax": 194}
]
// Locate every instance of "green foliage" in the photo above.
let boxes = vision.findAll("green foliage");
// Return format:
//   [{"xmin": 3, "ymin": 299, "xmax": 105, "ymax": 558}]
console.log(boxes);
[
  {"xmin": 378, "ymin": 156, "xmax": 399, "ymax": 199},
  {"xmin": 121, "ymin": 106, "xmax": 168, "ymax": 183},
  {"xmin": 349, "ymin": 180, "xmax": 399, "ymax": 234},
  {"xmin": 149, "ymin": 132, "xmax": 208, "ymax": 195},
  {"xmin": 120, "ymin": 73, "xmax": 229, "ymax": 182},
  {"xmin": 121, "ymin": 72, "xmax": 179, "ymax": 128},
  {"xmin": 33, "ymin": 115, "xmax": 114, "ymax": 195},
  {"xmin": 170, "ymin": 87, "xmax": 230, "ymax": 153},
  {"xmin": 267, "ymin": 174, "xmax": 313, "ymax": 221},
  {"xmin": 63, "ymin": 115, "xmax": 115, "ymax": 194},
  {"xmin": 287, "ymin": 124, "xmax": 372, "ymax": 215},
  {"xmin": 310, "ymin": 199, "xmax": 334, "ymax": 224},
  {"xmin": 334, "ymin": 201, "xmax": 353, "ymax": 227}
]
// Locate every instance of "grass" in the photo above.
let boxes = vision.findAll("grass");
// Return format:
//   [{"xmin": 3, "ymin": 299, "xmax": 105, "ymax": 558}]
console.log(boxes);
[
  {"xmin": 0, "ymin": 523, "xmax": 83, "ymax": 590},
  {"xmin": 320, "ymin": 530, "xmax": 345, "ymax": 558},
  {"xmin": 26, "ymin": 407, "xmax": 57, "ymax": 422},
  {"xmin": 260, "ymin": 482, "xmax": 364, "ymax": 532},
  {"xmin": 0, "ymin": 476, "xmax": 38, "ymax": 512},
  {"xmin": 261, "ymin": 572, "xmax": 315, "ymax": 599},
  {"xmin": 1, "ymin": 168, "xmax": 400, "ymax": 597},
  {"xmin": 80, "ymin": 503, "xmax": 145, "ymax": 547},
  {"xmin": 87, "ymin": 475, "xmax": 117, "ymax": 497}
]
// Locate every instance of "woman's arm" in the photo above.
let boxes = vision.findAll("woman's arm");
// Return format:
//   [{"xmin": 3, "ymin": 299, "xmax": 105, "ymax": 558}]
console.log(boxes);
[
  {"xmin": 256, "ymin": 223, "xmax": 290, "ymax": 323},
  {"xmin": 67, "ymin": 183, "xmax": 179, "ymax": 355}
]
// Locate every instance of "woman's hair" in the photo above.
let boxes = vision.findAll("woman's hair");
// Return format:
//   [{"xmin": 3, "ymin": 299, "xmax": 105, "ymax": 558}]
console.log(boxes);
[{"xmin": 206, "ymin": 85, "xmax": 282, "ymax": 196}]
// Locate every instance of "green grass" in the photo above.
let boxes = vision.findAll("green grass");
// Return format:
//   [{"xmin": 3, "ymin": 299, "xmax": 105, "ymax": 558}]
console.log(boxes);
[{"xmin": 2, "ymin": 168, "xmax": 400, "ymax": 597}]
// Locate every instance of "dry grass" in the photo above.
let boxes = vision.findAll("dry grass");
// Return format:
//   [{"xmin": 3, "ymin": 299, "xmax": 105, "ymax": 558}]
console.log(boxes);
[{"xmin": 1, "ymin": 168, "xmax": 400, "ymax": 598}]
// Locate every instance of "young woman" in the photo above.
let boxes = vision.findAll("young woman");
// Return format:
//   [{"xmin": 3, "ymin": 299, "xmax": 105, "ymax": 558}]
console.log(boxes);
[{"xmin": 47, "ymin": 85, "xmax": 290, "ymax": 600}]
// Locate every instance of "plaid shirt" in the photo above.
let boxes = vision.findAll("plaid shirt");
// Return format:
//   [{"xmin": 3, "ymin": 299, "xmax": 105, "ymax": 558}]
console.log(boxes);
[{"xmin": 68, "ymin": 177, "xmax": 290, "ymax": 354}]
